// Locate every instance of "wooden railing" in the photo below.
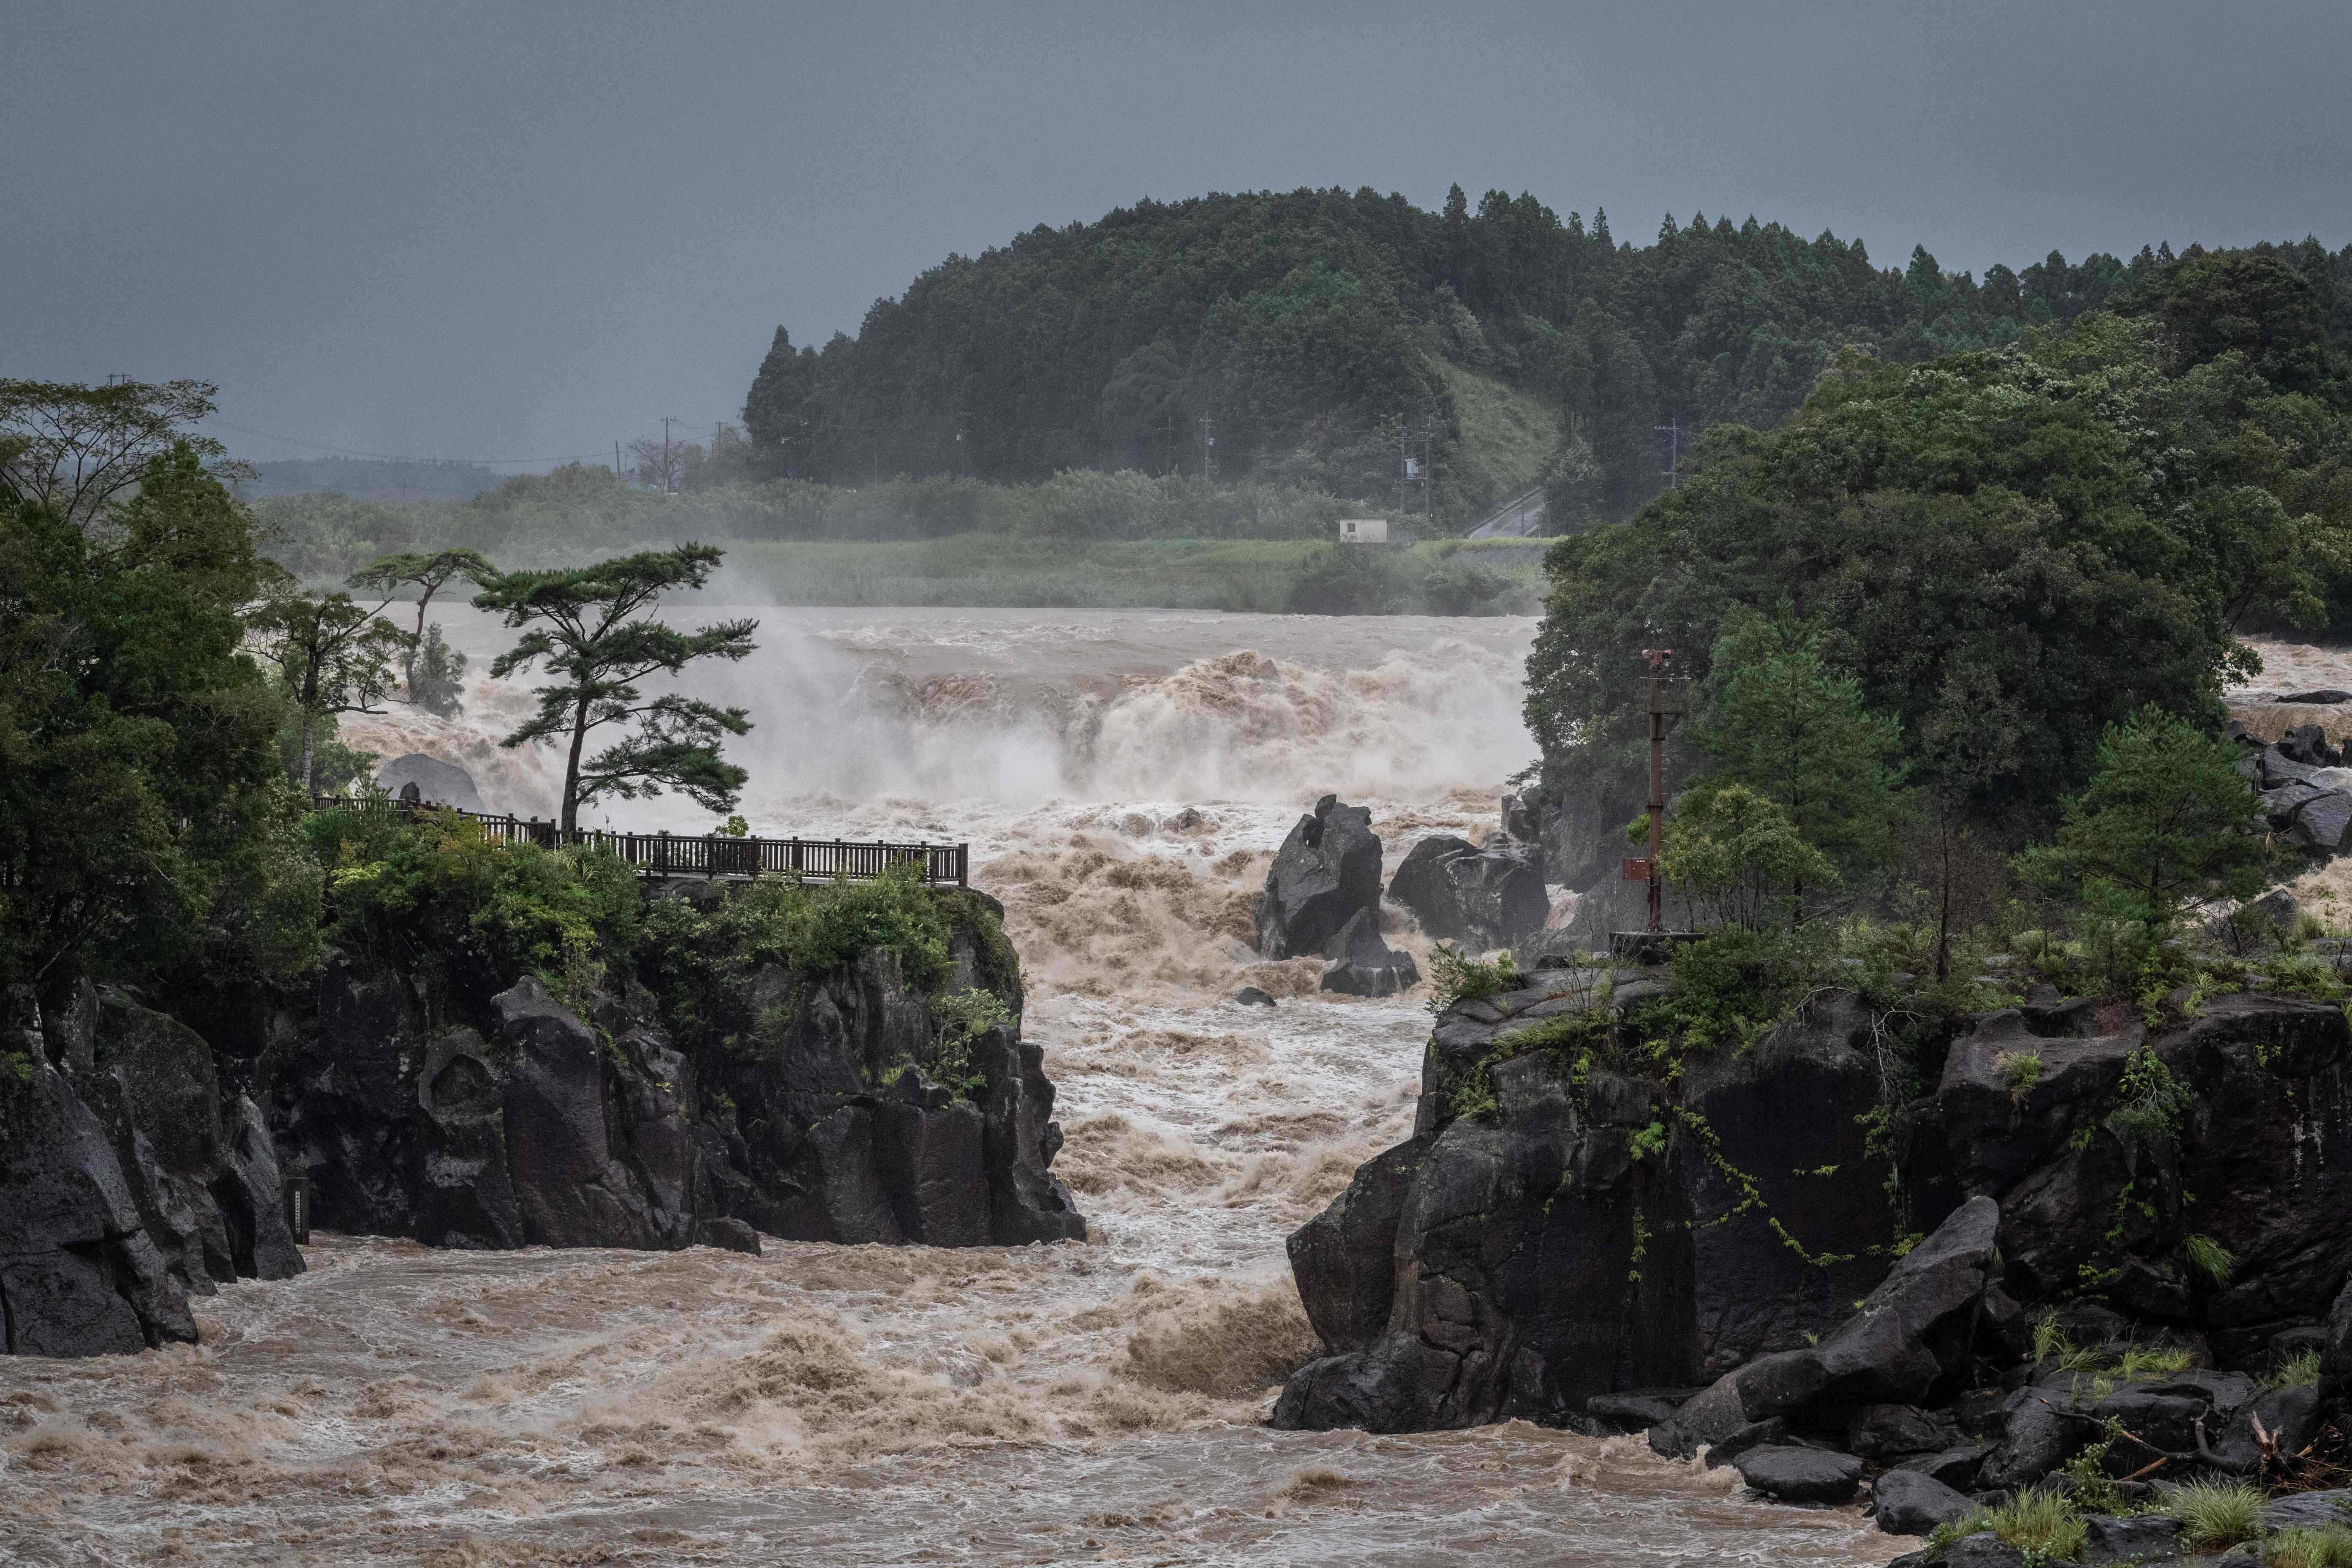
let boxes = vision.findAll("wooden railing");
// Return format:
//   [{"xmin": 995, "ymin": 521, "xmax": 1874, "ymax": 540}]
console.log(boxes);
[{"xmin": 311, "ymin": 794, "xmax": 967, "ymax": 887}]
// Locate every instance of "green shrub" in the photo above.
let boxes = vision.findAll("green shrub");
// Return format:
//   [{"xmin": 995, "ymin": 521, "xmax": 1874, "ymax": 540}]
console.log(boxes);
[
  {"xmin": 888, "ymin": 985, "xmax": 1011, "ymax": 1100},
  {"xmin": 310, "ymin": 807, "xmax": 640, "ymax": 988},
  {"xmin": 2107, "ymin": 1048, "xmax": 2192, "ymax": 1144},
  {"xmin": 2060, "ymin": 1425, "xmax": 2129, "ymax": 1516},
  {"xmin": 2167, "ymin": 1479, "xmax": 2269, "ymax": 1551},
  {"xmin": 1427, "ymin": 944, "xmax": 1516, "ymax": 1016},
  {"xmin": 1661, "ymin": 920, "xmax": 1828, "ymax": 1052}
]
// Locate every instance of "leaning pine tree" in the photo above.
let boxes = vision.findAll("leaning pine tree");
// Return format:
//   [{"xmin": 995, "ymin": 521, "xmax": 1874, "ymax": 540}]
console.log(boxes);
[{"xmin": 473, "ymin": 544, "xmax": 758, "ymax": 833}]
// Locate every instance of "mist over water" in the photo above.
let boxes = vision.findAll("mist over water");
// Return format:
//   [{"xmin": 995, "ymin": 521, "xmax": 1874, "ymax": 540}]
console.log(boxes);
[{"xmin": 1, "ymin": 606, "xmax": 1906, "ymax": 1565}]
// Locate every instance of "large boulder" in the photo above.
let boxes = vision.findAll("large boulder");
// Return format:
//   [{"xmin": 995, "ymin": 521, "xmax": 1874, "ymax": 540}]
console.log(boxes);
[
  {"xmin": 0, "ymin": 1060, "xmax": 196, "ymax": 1356},
  {"xmin": 1319, "ymin": 909, "xmax": 1421, "ymax": 998},
  {"xmin": 376, "ymin": 752, "xmax": 486, "ymax": 813},
  {"xmin": 1873, "ymin": 1468, "xmax": 1974, "ymax": 1536},
  {"xmin": 1257, "ymin": 795, "xmax": 1382, "ymax": 959},
  {"xmin": 1733, "ymin": 1444, "xmax": 1862, "ymax": 1504},
  {"xmin": 1387, "ymin": 835, "xmax": 1548, "ymax": 950},
  {"xmin": 496, "ymin": 976, "xmax": 685, "ymax": 1249},
  {"xmin": 1286, "ymin": 1136, "xmax": 1430, "ymax": 1353}
]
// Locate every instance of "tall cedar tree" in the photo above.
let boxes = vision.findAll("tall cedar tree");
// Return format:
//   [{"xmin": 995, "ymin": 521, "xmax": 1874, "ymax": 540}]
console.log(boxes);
[{"xmin": 474, "ymin": 544, "xmax": 757, "ymax": 832}]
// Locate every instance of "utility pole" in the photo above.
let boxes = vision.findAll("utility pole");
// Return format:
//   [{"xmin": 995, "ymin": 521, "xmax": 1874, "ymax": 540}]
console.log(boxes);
[
  {"xmin": 1655, "ymin": 415, "xmax": 1682, "ymax": 490},
  {"xmin": 615, "ymin": 441, "xmax": 623, "ymax": 482},
  {"xmin": 660, "ymin": 415, "xmax": 682, "ymax": 493},
  {"xmin": 1199, "ymin": 414, "xmax": 1215, "ymax": 481},
  {"xmin": 1620, "ymin": 649, "xmax": 1686, "ymax": 936}
]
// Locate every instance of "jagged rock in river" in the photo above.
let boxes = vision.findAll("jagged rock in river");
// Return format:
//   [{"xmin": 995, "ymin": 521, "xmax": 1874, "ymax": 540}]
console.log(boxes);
[
  {"xmin": 375, "ymin": 751, "xmax": 486, "ymax": 813},
  {"xmin": 1256, "ymin": 795, "xmax": 1382, "ymax": 959},
  {"xmin": 0, "ymin": 1056, "xmax": 198, "ymax": 1356},
  {"xmin": 1386, "ymin": 834, "xmax": 1548, "ymax": 950},
  {"xmin": 1318, "ymin": 909, "xmax": 1420, "ymax": 998}
]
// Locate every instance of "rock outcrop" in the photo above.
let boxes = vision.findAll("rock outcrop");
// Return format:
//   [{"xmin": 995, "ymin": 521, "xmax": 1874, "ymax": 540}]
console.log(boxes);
[
  {"xmin": 1387, "ymin": 835, "xmax": 1548, "ymax": 950},
  {"xmin": 1276, "ymin": 969, "xmax": 2352, "ymax": 1510},
  {"xmin": 1318, "ymin": 909, "xmax": 1421, "ymax": 998},
  {"xmin": 1274, "ymin": 984, "xmax": 1901, "ymax": 1433},
  {"xmin": 279, "ymin": 890, "xmax": 1083, "ymax": 1256},
  {"xmin": 376, "ymin": 752, "xmax": 486, "ymax": 812},
  {"xmin": 1257, "ymin": 795, "xmax": 1382, "ymax": 959},
  {"xmin": 1, "ymin": 991, "xmax": 307, "ymax": 1358}
]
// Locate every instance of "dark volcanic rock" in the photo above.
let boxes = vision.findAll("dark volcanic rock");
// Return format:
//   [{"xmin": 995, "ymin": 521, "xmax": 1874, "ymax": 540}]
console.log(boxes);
[
  {"xmin": 375, "ymin": 752, "xmax": 486, "ymax": 812},
  {"xmin": 2081, "ymin": 1514, "xmax": 2183, "ymax": 1564},
  {"xmin": 1732, "ymin": 1444, "xmax": 1862, "ymax": 1504},
  {"xmin": 1873, "ymin": 1468, "xmax": 1974, "ymax": 1535},
  {"xmin": 0, "ymin": 1061, "xmax": 196, "ymax": 1356},
  {"xmin": 1257, "ymin": 795, "xmax": 1383, "ymax": 959},
  {"xmin": 1279, "ymin": 985, "xmax": 1918, "ymax": 1436},
  {"xmin": 1287, "ymin": 1136, "xmax": 1428, "ymax": 1354},
  {"xmin": 2280, "ymin": 690, "xmax": 2352, "ymax": 706},
  {"xmin": 1909, "ymin": 994, "xmax": 2352, "ymax": 1358},
  {"xmin": 1232, "ymin": 986, "xmax": 1276, "ymax": 1008},
  {"xmin": 1896, "ymin": 1446, "xmax": 1988, "ymax": 1490},
  {"xmin": 696, "ymin": 1216, "xmax": 761, "ymax": 1255},
  {"xmin": 2261, "ymin": 1489, "xmax": 2352, "ymax": 1532},
  {"xmin": 1319, "ymin": 909, "xmax": 1421, "ymax": 998},
  {"xmin": 1387, "ymin": 834, "xmax": 1548, "ymax": 950},
  {"xmin": 497, "ymin": 976, "xmax": 682, "ymax": 1248}
]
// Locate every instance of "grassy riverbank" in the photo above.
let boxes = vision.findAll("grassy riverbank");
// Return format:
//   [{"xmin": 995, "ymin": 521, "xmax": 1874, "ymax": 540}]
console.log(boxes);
[{"xmin": 722, "ymin": 535, "xmax": 1549, "ymax": 611}]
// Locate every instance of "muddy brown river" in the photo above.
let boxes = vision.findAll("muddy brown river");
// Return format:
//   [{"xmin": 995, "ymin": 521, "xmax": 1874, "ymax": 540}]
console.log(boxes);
[{"xmin": 2, "ymin": 608, "xmax": 1909, "ymax": 1565}]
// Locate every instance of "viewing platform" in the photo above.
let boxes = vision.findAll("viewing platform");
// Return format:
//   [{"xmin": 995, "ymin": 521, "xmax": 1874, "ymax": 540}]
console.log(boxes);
[{"xmin": 310, "ymin": 793, "xmax": 969, "ymax": 887}]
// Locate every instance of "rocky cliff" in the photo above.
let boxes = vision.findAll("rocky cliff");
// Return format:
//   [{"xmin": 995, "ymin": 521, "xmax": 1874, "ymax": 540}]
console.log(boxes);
[
  {"xmin": 1275, "ymin": 970, "xmax": 2352, "ymax": 1511},
  {"xmin": 3, "ymin": 879, "xmax": 1081, "ymax": 1358}
]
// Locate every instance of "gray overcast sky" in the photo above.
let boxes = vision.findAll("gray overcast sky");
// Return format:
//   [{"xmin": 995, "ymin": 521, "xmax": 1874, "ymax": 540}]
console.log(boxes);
[{"xmin": 7, "ymin": 1, "xmax": 2349, "ymax": 470}]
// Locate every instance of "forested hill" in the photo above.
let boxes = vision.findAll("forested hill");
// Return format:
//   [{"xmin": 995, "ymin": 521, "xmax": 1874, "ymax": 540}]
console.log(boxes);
[{"xmin": 744, "ymin": 185, "xmax": 2352, "ymax": 528}]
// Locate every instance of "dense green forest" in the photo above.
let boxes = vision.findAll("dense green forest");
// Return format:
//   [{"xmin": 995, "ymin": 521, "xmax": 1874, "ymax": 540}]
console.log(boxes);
[
  {"xmin": 1524, "ymin": 246, "xmax": 2352, "ymax": 979},
  {"xmin": 742, "ymin": 185, "xmax": 2352, "ymax": 529}
]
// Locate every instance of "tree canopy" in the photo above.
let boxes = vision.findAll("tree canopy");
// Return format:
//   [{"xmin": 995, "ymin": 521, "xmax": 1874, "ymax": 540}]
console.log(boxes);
[
  {"xmin": 740, "ymin": 187, "xmax": 2352, "ymax": 529},
  {"xmin": 1524, "ymin": 251, "xmax": 2352, "ymax": 862}
]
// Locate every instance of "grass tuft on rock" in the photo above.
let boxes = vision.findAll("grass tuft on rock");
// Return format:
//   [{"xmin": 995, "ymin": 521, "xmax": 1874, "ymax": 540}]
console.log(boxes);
[{"xmin": 2167, "ymin": 1478, "xmax": 2269, "ymax": 1551}]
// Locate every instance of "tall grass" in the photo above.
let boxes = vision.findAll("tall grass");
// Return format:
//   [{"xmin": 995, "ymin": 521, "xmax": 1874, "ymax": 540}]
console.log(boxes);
[
  {"xmin": 1936, "ymin": 1487, "xmax": 2088, "ymax": 1562},
  {"xmin": 2167, "ymin": 1479, "xmax": 2268, "ymax": 1551}
]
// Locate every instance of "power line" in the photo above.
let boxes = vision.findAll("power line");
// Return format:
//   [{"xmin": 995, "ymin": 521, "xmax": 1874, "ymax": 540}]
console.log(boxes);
[{"xmin": 199, "ymin": 416, "xmax": 732, "ymax": 467}]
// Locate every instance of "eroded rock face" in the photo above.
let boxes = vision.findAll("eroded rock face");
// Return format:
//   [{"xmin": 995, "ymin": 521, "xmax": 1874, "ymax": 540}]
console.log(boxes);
[
  {"xmin": 1257, "ymin": 796, "xmax": 1382, "ymax": 959},
  {"xmin": 278, "ymin": 917, "xmax": 1083, "ymax": 1256},
  {"xmin": 1903, "ymin": 993, "xmax": 2352, "ymax": 1366},
  {"xmin": 1275, "ymin": 987, "xmax": 1903, "ymax": 1434},
  {"xmin": 0, "ymin": 1060, "xmax": 197, "ymax": 1356},
  {"xmin": 1387, "ymin": 835, "xmax": 1548, "ymax": 950}
]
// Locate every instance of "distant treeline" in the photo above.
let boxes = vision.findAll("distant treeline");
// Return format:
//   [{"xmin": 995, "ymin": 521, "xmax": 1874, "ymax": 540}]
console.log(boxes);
[
  {"xmin": 251, "ymin": 466, "xmax": 1376, "ymax": 577},
  {"xmin": 240, "ymin": 455, "xmax": 508, "ymax": 502},
  {"xmin": 738, "ymin": 185, "xmax": 2352, "ymax": 529}
]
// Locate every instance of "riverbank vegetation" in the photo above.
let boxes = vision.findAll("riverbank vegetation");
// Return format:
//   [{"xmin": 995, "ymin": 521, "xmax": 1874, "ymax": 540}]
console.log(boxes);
[{"xmin": 1522, "ymin": 243, "xmax": 2352, "ymax": 1043}]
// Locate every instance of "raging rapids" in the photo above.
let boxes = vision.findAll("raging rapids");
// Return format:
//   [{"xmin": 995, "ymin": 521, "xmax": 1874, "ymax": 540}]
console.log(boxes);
[{"xmin": 0, "ymin": 608, "xmax": 1901, "ymax": 1566}]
